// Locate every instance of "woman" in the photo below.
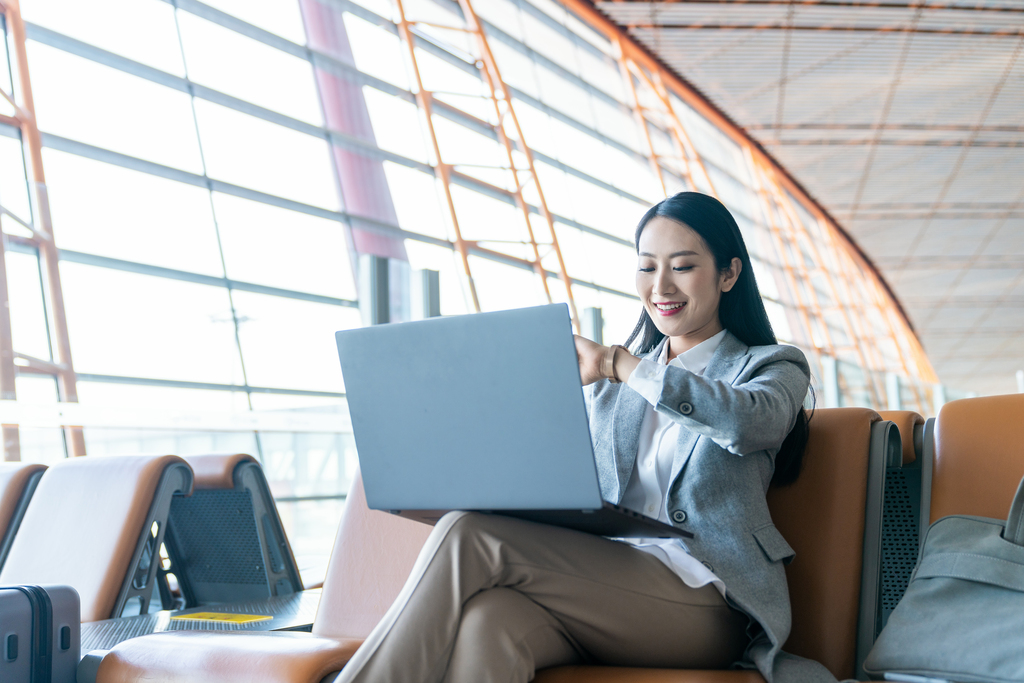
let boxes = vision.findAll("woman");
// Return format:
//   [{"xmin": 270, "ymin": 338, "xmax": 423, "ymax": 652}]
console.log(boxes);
[{"xmin": 337, "ymin": 192, "xmax": 832, "ymax": 683}]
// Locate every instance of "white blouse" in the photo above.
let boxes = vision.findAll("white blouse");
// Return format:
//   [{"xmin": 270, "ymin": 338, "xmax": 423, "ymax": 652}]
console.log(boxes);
[{"xmin": 619, "ymin": 329, "xmax": 728, "ymax": 597}]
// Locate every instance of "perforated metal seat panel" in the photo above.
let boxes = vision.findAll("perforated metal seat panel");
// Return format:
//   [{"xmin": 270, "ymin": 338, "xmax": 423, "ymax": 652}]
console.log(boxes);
[
  {"xmin": 167, "ymin": 489, "xmax": 268, "ymax": 594},
  {"xmin": 880, "ymin": 466, "xmax": 921, "ymax": 629}
]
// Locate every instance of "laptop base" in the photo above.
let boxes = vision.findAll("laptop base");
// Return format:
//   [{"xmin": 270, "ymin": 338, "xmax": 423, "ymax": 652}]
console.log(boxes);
[{"xmin": 390, "ymin": 502, "xmax": 694, "ymax": 540}]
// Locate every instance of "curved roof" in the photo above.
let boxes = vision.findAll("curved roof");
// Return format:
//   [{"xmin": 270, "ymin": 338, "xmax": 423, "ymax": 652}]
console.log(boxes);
[{"xmin": 597, "ymin": 0, "xmax": 1024, "ymax": 397}]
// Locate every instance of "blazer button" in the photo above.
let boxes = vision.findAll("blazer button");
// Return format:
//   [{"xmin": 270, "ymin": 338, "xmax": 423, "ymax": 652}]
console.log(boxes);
[
  {"xmin": 671, "ymin": 509, "xmax": 687, "ymax": 524},
  {"xmin": 702, "ymin": 561, "xmax": 714, "ymax": 572},
  {"xmin": 678, "ymin": 402, "xmax": 693, "ymax": 415}
]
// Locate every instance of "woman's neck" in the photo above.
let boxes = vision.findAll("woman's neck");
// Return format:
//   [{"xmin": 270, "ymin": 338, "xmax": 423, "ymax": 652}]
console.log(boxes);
[{"xmin": 666, "ymin": 321, "xmax": 724, "ymax": 362}]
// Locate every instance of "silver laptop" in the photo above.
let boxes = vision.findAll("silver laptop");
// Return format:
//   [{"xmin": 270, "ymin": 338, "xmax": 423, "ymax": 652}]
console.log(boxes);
[{"xmin": 335, "ymin": 303, "xmax": 692, "ymax": 540}]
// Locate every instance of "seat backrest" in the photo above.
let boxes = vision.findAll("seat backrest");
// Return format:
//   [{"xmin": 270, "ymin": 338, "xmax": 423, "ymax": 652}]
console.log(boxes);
[
  {"xmin": 878, "ymin": 411, "xmax": 925, "ymax": 465},
  {"xmin": 0, "ymin": 454, "xmax": 193, "ymax": 621},
  {"xmin": 311, "ymin": 470, "xmax": 432, "ymax": 639},
  {"xmin": 767, "ymin": 407, "xmax": 886, "ymax": 680},
  {"xmin": 163, "ymin": 453, "xmax": 302, "ymax": 606},
  {"xmin": 930, "ymin": 395, "xmax": 1024, "ymax": 523},
  {"xmin": 0, "ymin": 462, "xmax": 46, "ymax": 570}
]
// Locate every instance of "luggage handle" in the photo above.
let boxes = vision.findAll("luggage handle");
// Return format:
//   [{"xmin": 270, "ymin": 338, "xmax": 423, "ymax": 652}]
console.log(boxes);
[{"xmin": 1003, "ymin": 474, "xmax": 1024, "ymax": 546}]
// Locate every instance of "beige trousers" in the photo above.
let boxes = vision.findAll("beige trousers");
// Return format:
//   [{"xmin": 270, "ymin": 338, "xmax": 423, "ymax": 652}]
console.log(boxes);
[{"xmin": 337, "ymin": 511, "xmax": 749, "ymax": 683}]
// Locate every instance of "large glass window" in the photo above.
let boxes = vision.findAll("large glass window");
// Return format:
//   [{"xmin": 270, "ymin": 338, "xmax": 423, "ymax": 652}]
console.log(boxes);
[
  {"xmin": 231, "ymin": 292, "xmax": 360, "ymax": 392},
  {"xmin": 178, "ymin": 12, "xmax": 323, "ymax": 126},
  {"xmin": 43, "ymin": 149, "xmax": 224, "ymax": 275},
  {"xmin": 22, "ymin": 0, "xmax": 185, "ymax": 75},
  {"xmin": 6, "ymin": 250, "xmax": 51, "ymax": 361},
  {"xmin": 213, "ymin": 192, "xmax": 356, "ymax": 299},
  {"xmin": 0, "ymin": 135, "xmax": 32, "ymax": 225},
  {"xmin": 59, "ymin": 263, "xmax": 246, "ymax": 384},
  {"xmin": 193, "ymin": 99, "xmax": 339, "ymax": 209},
  {"xmin": 28, "ymin": 42, "xmax": 203, "ymax": 172}
]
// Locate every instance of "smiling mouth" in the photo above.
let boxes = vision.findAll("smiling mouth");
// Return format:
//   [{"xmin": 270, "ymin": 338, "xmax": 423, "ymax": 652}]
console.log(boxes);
[{"xmin": 653, "ymin": 301, "xmax": 686, "ymax": 316}]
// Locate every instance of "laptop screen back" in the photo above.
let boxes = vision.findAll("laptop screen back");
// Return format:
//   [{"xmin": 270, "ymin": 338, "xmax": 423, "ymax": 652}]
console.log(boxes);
[{"xmin": 335, "ymin": 304, "xmax": 604, "ymax": 512}]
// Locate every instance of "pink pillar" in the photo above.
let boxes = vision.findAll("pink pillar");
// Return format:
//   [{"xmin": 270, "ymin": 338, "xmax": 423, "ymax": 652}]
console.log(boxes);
[{"xmin": 301, "ymin": 0, "xmax": 408, "ymax": 261}]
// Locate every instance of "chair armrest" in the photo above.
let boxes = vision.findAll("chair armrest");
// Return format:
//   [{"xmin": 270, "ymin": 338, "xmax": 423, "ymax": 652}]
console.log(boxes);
[{"xmin": 92, "ymin": 630, "xmax": 362, "ymax": 683}]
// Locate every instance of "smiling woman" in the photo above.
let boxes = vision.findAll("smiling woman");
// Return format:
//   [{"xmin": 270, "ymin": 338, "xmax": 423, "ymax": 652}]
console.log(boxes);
[
  {"xmin": 635, "ymin": 216, "xmax": 741, "ymax": 358},
  {"xmin": 329, "ymin": 192, "xmax": 827, "ymax": 683},
  {"xmin": 579, "ymin": 191, "xmax": 811, "ymax": 488}
]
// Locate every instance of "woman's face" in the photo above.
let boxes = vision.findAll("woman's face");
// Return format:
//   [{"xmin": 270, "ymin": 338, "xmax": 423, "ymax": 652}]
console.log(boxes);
[{"xmin": 635, "ymin": 216, "xmax": 741, "ymax": 345}]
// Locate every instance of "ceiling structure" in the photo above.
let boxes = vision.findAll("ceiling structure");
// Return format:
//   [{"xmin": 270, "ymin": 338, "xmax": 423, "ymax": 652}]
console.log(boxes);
[{"xmin": 595, "ymin": 0, "xmax": 1024, "ymax": 397}]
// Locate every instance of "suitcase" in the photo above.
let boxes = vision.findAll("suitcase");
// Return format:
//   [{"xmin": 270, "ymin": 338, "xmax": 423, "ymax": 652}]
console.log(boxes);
[{"xmin": 0, "ymin": 585, "xmax": 80, "ymax": 683}]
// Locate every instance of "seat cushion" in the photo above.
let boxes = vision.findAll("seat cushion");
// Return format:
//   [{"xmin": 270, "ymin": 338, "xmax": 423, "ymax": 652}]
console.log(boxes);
[
  {"xmin": 96, "ymin": 631, "xmax": 362, "ymax": 683},
  {"xmin": 534, "ymin": 667, "xmax": 765, "ymax": 683}
]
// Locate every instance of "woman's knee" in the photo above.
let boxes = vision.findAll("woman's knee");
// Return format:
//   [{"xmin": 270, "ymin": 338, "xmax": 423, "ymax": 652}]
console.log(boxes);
[
  {"xmin": 435, "ymin": 510, "xmax": 495, "ymax": 545},
  {"xmin": 460, "ymin": 588, "xmax": 528, "ymax": 632}
]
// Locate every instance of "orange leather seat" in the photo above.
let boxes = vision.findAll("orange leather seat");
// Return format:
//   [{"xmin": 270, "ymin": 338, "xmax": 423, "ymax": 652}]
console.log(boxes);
[
  {"xmin": 161, "ymin": 453, "xmax": 302, "ymax": 606},
  {"xmin": 92, "ymin": 470, "xmax": 433, "ymax": 683},
  {"xmin": 929, "ymin": 395, "xmax": 1024, "ymax": 523},
  {"xmin": 535, "ymin": 407, "xmax": 886, "ymax": 683},
  {"xmin": 0, "ymin": 454, "xmax": 193, "ymax": 621},
  {"xmin": 0, "ymin": 461, "xmax": 46, "ymax": 570}
]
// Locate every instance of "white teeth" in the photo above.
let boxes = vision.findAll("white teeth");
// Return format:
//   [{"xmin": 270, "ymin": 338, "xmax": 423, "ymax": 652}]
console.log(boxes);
[{"xmin": 655, "ymin": 302, "xmax": 683, "ymax": 310}]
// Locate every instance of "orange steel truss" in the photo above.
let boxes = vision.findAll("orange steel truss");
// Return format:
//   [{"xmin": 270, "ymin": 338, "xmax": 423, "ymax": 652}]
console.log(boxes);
[
  {"xmin": 576, "ymin": 0, "xmax": 937, "ymax": 411},
  {"xmin": 0, "ymin": 0, "xmax": 85, "ymax": 459},
  {"xmin": 614, "ymin": 18, "xmax": 929, "ymax": 407},
  {"xmin": 393, "ymin": 0, "xmax": 580, "ymax": 330},
  {"xmin": 617, "ymin": 42, "xmax": 716, "ymax": 198}
]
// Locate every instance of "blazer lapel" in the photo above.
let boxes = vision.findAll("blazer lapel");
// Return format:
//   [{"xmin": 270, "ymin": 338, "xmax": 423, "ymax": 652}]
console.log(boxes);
[
  {"xmin": 610, "ymin": 339, "xmax": 667, "ymax": 503},
  {"xmin": 668, "ymin": 332, "xmax": 750, "ymax": 484}
]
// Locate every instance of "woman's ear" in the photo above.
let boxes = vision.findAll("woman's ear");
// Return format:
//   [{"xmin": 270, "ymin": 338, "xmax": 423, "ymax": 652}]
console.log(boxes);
[{"xmin": 720, "ymin": 257, "xmax": 742, "ymax": 293}]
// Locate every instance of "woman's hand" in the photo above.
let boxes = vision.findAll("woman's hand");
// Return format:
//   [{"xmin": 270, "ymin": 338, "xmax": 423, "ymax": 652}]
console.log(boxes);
[
  {"xmin": 574, "ymin": 335, "xmax": 610, "ymax": 386},
  {"xmin": 574, "ymin": 336, "xmax": 642, "ymax": 386}
]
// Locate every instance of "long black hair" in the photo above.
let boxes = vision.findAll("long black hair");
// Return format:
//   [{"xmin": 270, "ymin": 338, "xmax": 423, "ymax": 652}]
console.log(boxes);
[{"xmin": 623, "ymin": 192, "xmax": 811, "ymax": 487}]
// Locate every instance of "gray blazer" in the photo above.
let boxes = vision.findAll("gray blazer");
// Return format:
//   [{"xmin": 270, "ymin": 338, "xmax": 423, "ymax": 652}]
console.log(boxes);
[{"xmin": 587, "ymin": 331, "xmax": 836, "ymax": 683}]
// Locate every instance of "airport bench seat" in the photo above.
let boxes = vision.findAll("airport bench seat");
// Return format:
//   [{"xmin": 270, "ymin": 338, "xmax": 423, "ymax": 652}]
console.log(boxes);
[
  {"xmin": 535, "ymin": 407, "xmax": 892, "ymax": 683},
  {"xmin": 163, "ymin": 453, "xmax": 302, "ymax": 607},
  {"xmin": 929, "ymin": 394, "xmax": 1024, "ymax": 523},
  {"xmin": 90, "ymin": 469, "xmax": 432, "ymax": 683},
  {"xmin": 90, "ymin": 408, "xmax": 892, "ymax": 683},
  {"xmin": 0, "ymin": 454, "xmax": 193, "ymax": 621},
  {"xmin": 0, "ymin": 461, "xmax": 46, "ymax": 571}
]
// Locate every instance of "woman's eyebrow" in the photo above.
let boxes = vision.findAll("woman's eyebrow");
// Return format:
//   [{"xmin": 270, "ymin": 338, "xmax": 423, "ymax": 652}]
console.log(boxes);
[{"xmin": 638, "ymin": 250, "xmax": 699, "ymax": 257}]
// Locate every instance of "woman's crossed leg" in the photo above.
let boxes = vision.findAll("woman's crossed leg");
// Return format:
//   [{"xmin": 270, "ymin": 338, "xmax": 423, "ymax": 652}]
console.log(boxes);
[{"xmin": 337, "ymin": 511, "xmax": 748, "ymax": 683}]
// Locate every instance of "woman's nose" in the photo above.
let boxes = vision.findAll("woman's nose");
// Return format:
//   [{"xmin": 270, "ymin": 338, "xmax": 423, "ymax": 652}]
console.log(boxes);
[{"xmin": 654, "ymin": 269, "xmax": 676, "ymax": 295}]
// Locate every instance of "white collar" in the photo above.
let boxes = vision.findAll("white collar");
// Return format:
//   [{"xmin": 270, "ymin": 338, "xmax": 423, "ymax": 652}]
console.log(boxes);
[{"xmin": 659, "ymin": 329, "xmax": 728, "ymax": 375}]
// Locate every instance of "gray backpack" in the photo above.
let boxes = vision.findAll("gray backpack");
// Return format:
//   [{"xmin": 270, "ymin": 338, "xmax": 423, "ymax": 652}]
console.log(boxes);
[{"xmin": 864, "ymin": 474, "xmax": 1024, "ymax": 682}]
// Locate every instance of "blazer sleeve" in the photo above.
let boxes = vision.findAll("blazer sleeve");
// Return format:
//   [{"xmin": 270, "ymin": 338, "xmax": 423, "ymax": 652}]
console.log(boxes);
[{"xmin": 652, "ymin": 345, "xmax": 810, "ymax": 456}]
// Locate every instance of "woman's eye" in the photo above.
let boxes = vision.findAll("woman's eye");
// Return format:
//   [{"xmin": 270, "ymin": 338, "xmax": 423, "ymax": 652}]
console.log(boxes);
[
  {"xmin": 673, "ymin": 266, "xmax": 694, "ymax": 272},
  {"xmin": 638, "ymin": 267, "xmax": 655, "ymax": 273}
]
